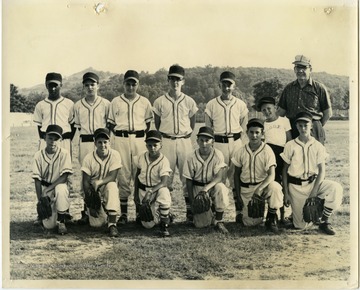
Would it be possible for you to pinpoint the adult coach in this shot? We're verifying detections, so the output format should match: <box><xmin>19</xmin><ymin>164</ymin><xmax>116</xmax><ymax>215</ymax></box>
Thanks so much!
<box><xmin>33</xmin><ymin>72</ymin><xmax>76</xmax><ymax>155</ymax></box>
<box><xmin>107</xmin><ymin>70</ymin><xmax>153</xmax><ymax>224</ymax></box>
<box><xmin>277</xmin><ymin>55</ymin><xmax>332</xmax><ymax>145</ymax></box>
<box><xmin>205</xmin><ymin>71</ymin><xmax>248</xmax><ymax>223</ymax></box>
<box><xmin>153</xmin><ymin>64</ymin><xmax>198</xmax><ymax>222</ymax></box>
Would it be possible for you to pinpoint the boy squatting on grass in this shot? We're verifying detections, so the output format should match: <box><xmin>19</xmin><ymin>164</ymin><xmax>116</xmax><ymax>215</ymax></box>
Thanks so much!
<box><xmin>134</xmin><ymin>130</ymin><xmax>172</xmax><ymax>237</ymax></box>
<box><xmin>281</xmin><ymin>111</ymin><xmax>343</xmax><ymax>235</ymax></box>
<box><xmin>257</xmin><ymin>96</ymin><xmax>292</xmax><ymax>224</ymax></box>
<box><xmin>182</xmin><ymin>126</ymin><xmax>230</xmax><ymax>234</ymax></box>
<box><xmin>232</xmin><ymin>118</ymin><xmax>284</xmax><ymax>233</ymax></box>
<box><xmin>81</xmin><ymin>128</ymin><xmax>122</xmax><ymax>237</ymax></box>
<box><xmin>32</xmin><ymin>125</ymin><xmax>73</xmax><ymax>235</ymax></box>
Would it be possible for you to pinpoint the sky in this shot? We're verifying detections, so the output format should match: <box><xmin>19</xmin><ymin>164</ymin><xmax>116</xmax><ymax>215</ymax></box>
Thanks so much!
<box><xmin>3</xmin><ymin>0</ymin><xmax>358</xmax><ymax>89</ymax></box>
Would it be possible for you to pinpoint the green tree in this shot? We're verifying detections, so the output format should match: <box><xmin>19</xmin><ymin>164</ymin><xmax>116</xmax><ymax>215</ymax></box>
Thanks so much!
<box><xmin>252</xmin><ymin>78</ymin><xmax>283</xmax><ymax>109</ymax></box>
<box><xmin>10</xmin><ymin>84</ymin><xmax>29</xmax><ymax>112</ymax></box>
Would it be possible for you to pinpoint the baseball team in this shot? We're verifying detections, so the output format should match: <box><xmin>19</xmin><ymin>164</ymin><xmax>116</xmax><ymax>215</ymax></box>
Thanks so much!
<box><xmin>32</xmin><ymin>55</ymin><xmax>343</xmax><ymax>237</ymax></box>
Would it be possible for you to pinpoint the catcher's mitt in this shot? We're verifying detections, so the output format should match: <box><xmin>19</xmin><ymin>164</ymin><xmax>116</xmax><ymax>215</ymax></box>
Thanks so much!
<box><xmin>84</xmin><ymin>185</ymin><xmax>102</xmax><ymax>215</ymax></box>
<box><xmin>303</xmin><ymin>197</ymin><xmax>323</xmax><ymax>223</ymax></box>
<box><xmin>247</xmin><ymin>194</ymin><xmax>265</xmax><ymax>218</ymax></box>
<box><xmin>139</xmin><ymin>201</ymin><xmax>154</xmax><ymax>222</ymax></box>
<box><xmin>37</xmin><ymin>196</ymin><xmax>52</xmax><ymax>220</ymax></box>
<box><xmin>192</xmin><ymin>191</ymin><xmax>211</xmax><ymax>215</ymax></box>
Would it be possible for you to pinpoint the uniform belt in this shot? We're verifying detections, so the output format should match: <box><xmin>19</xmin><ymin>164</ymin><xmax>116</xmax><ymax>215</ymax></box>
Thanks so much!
<box><xmin>115</xmin><ymin>130</ymin><xmax>145</xmax><ymax>138</ymax></box>
<box><xmin>138</xmin><ymin>181</ymin><xmax>150</xmax><ymax>191</ymax></box>
<box><xmin>192</xmin><ymin>180</ymin><xmax>209</xmax><ymax>187</ymax></box>
<box><xmin>41</xmin><ymin>180</ymin><xmax>52</xmax><ymax>187</ymax></box>
<box><xmin>240</xmin><ymin>181</ymin><xmax>261</xmax><ymax>188</ymax></box>
<box><xmin>161</xmin><ymin>132</ymin><xmax>192</xmax><ymax>140</ymax></box>
<box><xmin>80</xmin><ymin>134</ymin><xmax>94</xmax><ymax>142</ymax></box>
<box><xmin>288</xmin><ymin>175</ymin><xmax>317</xmax><ymax>185</ymax></box>
<box><xmin>214</xmin><ymin>133</ymin><xmax>241</xmax><ymax>143</ymax></box>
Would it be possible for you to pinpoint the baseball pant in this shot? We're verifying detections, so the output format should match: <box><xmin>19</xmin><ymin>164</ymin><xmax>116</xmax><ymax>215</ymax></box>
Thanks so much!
<box><xmin>288</xmin><ymin>179</ymin><xmax>343</xmax><ymax>229</ymax></box>
<box><xmin>113</xmin><ymin>135</ymin><xmax>147</xmax><ymax>199</ymax></box>
<box><xmin>214</xmin><ymin>138</ymin><xmax>243</xmax><ymax>188</ymax></box>
<box><xmin>88</xmin><ymin>181</ymin><xmax>120</xmax><ymax>228</ymax></box>
<box><xmin>161</xmin><ymin>138</ymin><xmax>192</xmax><ymax>196</ymax></box>
<box><xmin>78</xmin><ymin>141</ymin><xmax>95</xmax><ymax>165</ymax></box>
<box><xmin>42</xmin><ymin>183</ymin><xmax>70</xmax><ymax>229</ymax></box>
<box><xmin>139</xmin><ymin>187</ymin><xmax>171</xmax><ymax>229</ymax></box>
<box><xmin>240</xmin><ymin>181</ymin><xmax>283</xmax><ymax>226</ymax></box>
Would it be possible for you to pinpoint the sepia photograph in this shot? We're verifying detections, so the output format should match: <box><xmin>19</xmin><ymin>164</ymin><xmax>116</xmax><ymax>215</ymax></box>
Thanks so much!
<box><xmin>2</xmin><ymin>0</ymin><xmax>358</xmax><ymax>288</ymax></box>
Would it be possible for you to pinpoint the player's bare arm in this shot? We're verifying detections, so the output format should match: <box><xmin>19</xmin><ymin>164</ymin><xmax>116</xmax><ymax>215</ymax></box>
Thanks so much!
<box><xmin>70</xmin><ymin>123</ymin><xmax>77</xmax><ymax>140</ymax></box>
<box><xmin>190</xmin><ymin>114</ymin><xmax>196</xmax><ymax>131</ymax></box>
<box><xmin>145</xmin><ymin>122</ymin><xmax>151</xmax><ymax>133</ymax></box>
<box><xmin>204</xmin><ymin>113</ymin><xmax>213</xmax><ymax>128</ymax></box>
<box><xmin>321</xmin><ymin>108</ymin><xmax>332</xmax><ymax>127</ymax></box>
<box><xmin>309</xmin><ymin>162</ymin><xmax>325</xmax><ymax>198</ymax></box>
<box><xmin>154</xmin><ymin>114</ymin><xmax>161</xmax><ymax>130</ymax></box>
<box><xmin>186</xmin><ymin>178</ymin><xmax>195</xmax><ymax>205</ymax></box>
<box><xmin>233</xmin><ymin>166</ymin><xmax>244</xmax><ymax>210</ymax></box>
<box><xmin>282</xmin><ymin>163</ymin><xmax>291</xmax><ymax>207</ymax></box>
<box><xmin>239</xmin><ymin>115</ymin><xmax>248</xmax><ymax>136</ymax></box>
<box><xmin>254</xmin><ymin>165</ymin><xmax>276</xmax><ymax>197</ymax></box>
<box><xmin>106</xmin><ymin>122</ymin><xmax>115</xmax><ymax>134</ymax></box>
<box><xmin>37</xmin><ymin>126</ymin><xmax>44</xmax><ymax>139</ymax></box>
<box><xmin>285</xmin><ymin>130</ymin><xmax>292</xmax><ymax>142</ymax></box>
<box><xmin>134</xmin><ymin>168</ymin><xmax>141</xmax><ymax>206</ymax></box>
<box><xmin>277</xmin><ymin>107</ymin><xmax>286</xmax><ymax>117</ymax></box>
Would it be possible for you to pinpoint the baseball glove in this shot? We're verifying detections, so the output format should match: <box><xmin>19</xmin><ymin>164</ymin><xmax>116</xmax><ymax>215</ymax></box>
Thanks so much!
<box><xmin>247</xmin><ymin>194</ymin><xmax>265</xmax><ymax>218</ymax></box>
<box><xmin>192</xmin><ymin>191</ymin><xmax>211</xmax><ymax>215</ymax></box>
<box><xmin>303</xmin><ymin>197</ymin><xmax>323</xmax><ymax>223</ymax></box>
<box><xmin>37</xmin><ymin>196</ymin><xmax>52</xmax><ymax>220</ymax></box>
<box><xmin>139</xmin><ymin>201</ymin><xmax>154</xmax><ymax>222</ymax></box>
<box><xmin>84</xmin><ymin>185</ymin><xmax>102</xmax><ymax>215</ymax></box>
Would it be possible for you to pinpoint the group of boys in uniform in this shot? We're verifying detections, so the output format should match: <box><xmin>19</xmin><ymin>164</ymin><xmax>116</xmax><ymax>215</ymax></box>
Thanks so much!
<box><xmin>32</xmin><ymin>55</ymin><xmax>343</xmax><ymax>238</ymax></box>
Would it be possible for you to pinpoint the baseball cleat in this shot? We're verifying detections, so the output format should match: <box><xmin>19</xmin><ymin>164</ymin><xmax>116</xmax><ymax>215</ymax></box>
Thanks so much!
<box><xmin>160</xmin><ymin>223</ymin><xmax>170</xmax><ymax>237</ymax></box>
<box><xmin>33</xmin><ymin>217</ymin><xmax>42</xmax><ymax>226</ymax></box>
<box><xmin>215</xmin><ymin>222</ymin><xmax>229</xmax><ymax>234</ymax></box>
<box><xmin>109</xmin><ymin>225</ymin><xmax>119</xmax><ymax>237</ymax></box>
<box><xmin>77</xmin><ymin>210</ymin><xmax>89</xmax><ymax>225</ymax></box>
<box><xmin>319</xmin><ymin>222</ymin><xmax>336</xmax><ymax>235</ymax></box>
<box><xmin>58</xmin><ymin>223</ymin><xmax>68</xmax><ymax>235</ymax></box>
<box><xmin>117</xmin><ymin>214</ymin><xmax>128</xmax><ymax>225</ymax></box>
<box><xmin>235</xmin><ymin>213</ymin><xmax>244</xmax><ymax>225</ymax></box>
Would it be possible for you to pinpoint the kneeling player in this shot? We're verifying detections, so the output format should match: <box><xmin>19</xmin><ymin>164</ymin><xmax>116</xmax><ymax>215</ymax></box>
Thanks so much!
<box><xmin>281</xmin><ymin>112</ymin><xmax>343</xmax><ymax>235</ymax></box>
<box><xmin>183</xmin><ymin>126</ymin><xmax>229</xmax><ymax>234</ymax></box>
<box><xmin>134</xmin><ymin>130</ymin><xmax>172</xmax><ymax>237</ymax></box>
<box><xmin>32</xmin><ymin>125</ymin><xmax>73</xmax><ymax>235</ymax></box>
<box><xmin>81</xmin><ymin>128</ymin><xmax>122</xmax><ymax>237</ymax></box>
<box><xmin>232</xmin><ymin>118</ymin><xmax>283</xmax><ymax>233</ymax></box>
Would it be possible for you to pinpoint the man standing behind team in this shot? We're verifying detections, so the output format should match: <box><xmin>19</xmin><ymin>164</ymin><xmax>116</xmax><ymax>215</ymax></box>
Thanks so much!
<box><xmin>73</xmin><ymin>72</ymin><xmax>111</xmax><ymax>225</ymax></box>
<box><xmin>33</xmin><ymin>72</ymin><xmax>76</xmax><ymax>155</ymax></box>
<box><xmin>107</xmin><ymin>70</ymin><xmax>153</xmax><ymax>225</ymax></box>
<box><xmin>153</xmin><ymin>64</ymin><xmax>198</xmax><ymax>222</ymax></box>
<box><xmin>277</xmin><ymin>55</ymin><xmax>332</xmax><ymax>145</ymax></box>
<box><xmin>205</xmin><ymin>71</ymin><xmax>248</xmax><ymax>223</ymax></box>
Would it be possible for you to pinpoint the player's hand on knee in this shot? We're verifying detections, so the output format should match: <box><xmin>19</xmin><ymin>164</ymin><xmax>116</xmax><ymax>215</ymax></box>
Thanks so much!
<box><xmin>284</xmin><ymin>193</ymin><xmax>291</xmax><ymax>207</ymax></box>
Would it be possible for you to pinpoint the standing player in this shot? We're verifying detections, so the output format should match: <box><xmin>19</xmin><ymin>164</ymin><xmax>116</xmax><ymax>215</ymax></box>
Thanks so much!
<box><xmin>281</xmin><ymin>112</ymin><xmax>343</xmax><ymax>234</ymax></box>
<box><xmin>33</xmin><ymin>72</ymin><xmax>76</xmax><ymax>156</ymax></box>
<box><xmin>183</xmin><ymin>126</ymin><xmax>229</xmax><ymax>233</ymax></box>
<box><xmin>232</xmin><ymin>118</ymin><xmax>283</xmax><ymax>233</ymax></box>
<box><xmin>73</xmin><ymin>72</ymin><xmax>110</xmax><ymax>224</ymax></box>
<box><xmin>81</xmin><ymin>128</ymin><xmax>122</xmax><ymax>237</ymax></box>
<box><xmin>134</xmin><ymin>130</ymin><xmax>172</xmax><ymax>237</ymax></box>
<box><xmin>107</xmin><ymin>70</ymin><xmax>153</xmax><ymax>225</ymax></box>
<box><xmin>153</xmin><ymin>64</ymin><xmax>198</xmax><ymax>222</ymax></box>
<box><xmin>205</xmin><ymin>71</ymin><xmax>248</xmax><ymax>223</ymax></box>
<box><xmin>32</xmin><ymin>125</ymin><xmax>73</xmax><ymax>235</ymax></box>
<box><xmin>257</xmin><ymin>96</ymin><xmax>292</xmax><ymax>223</ymax></box>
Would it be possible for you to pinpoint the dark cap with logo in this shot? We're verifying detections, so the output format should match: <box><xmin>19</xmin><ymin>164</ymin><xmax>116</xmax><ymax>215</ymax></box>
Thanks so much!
<box><xmin>124</xmin><ymin>70</ymin><xmax>139</xmax><ymax>83</ymax></box>
<box><xmin>247</xmin><ymin>118</ymin><xmax>264</xmax><ymax>129</ymax></box>
<box><xmin>295</xmin><ymin>111</ymin><xmax>313</xmax><ymax>123</ymax></box>
<box><xmin>45</xmin><ymin>72</ymin><xmax>62</xmax><ymax>85</ymax></box>
<box><xmin>256</xmin><ymin>96</ymin><xmax>276</xmax><ymax>111</ymax></box>
<box><xmin>197</xmin><ymin>126</ymin><xmax>214</xmax><ymax>139</ymax></box>
<box><xmin>220</xmin><ymin>71</ymin><xmax>235</xmax><ymax>84</ymax></box>
<box><xmin>83</xmin><ymin>72</ymin><xmax>99</xmax><ymax>83</ymax></box>
<box><xmin>46</xmin><ymin>124</ymin><xmax>63</xmax><ymax>138</ymax></box>
<box><xmin>94</xmin><ymin>128</ymin><xmax>110</xmax><ymax>140</ymax></box>
<box><xmin>145</xmin><ymin>130</ymin><xmax>162</xmax><ymax>142</ymax></box>
<box><xmin>168</xmin><ymin>65</ymin><xmax>185</xmax><ymax>78</ymax></box>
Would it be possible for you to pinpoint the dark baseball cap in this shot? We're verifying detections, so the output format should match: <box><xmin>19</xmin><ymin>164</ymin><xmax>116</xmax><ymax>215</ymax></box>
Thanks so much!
<box><xmin>45</xmin><ymin>72</ymin><xmax>62</xmax><ymax>85</ymax></box>
<box><xmin>46</xmin><ymin>124</ymin><xmax>63</xmax><ymax>138</ymax></box>
<box><xmin>220</xmin><ymin>71</ymin><xmax>235</xmax><ymax>84</ymax></box>
<box><xmin>295</xmin><ymin>111</ymin><xmax>313</xmax><ymax>123</ymax></box>
<box><xmin>83</xmin><ymin>72</ymin><xmax>99</xmax><ymax>83</ymax></box>
<box><xmin>145</xmin><ymin>130</ymin><xmax>162</xmax><ymax>142</ymax></box>
<box><xmin>256</xmin><ymin>97</ymin><xmax>276</xmax><ymax>111</ymax></box>
<box><xmin>124</xmin><ymin>70</ymin><xmax>139</xmax><ymax>83</ymax></box>
<box><xmin>247</xmin><ymin>118</ymin><xmax>264</xmax><ymax>129</ymax></box>
<box><xmin>197</xmin><ymin>126</ymin><xmax>214</xmax><ymax>139</ymax></box>
<box><xmin>94</xmin><ymin>128</ymin><xmax>110</xmax><ymax>140</ymax></box>
<box><xmin>168</xmin><ymin>65</ymin><xmax>185</xmax><ymax>78</ymax></box>
<box><xmin>292</xmin><ymin>55</ymin><xmax>311</xmax><ymax>67</ymax></box>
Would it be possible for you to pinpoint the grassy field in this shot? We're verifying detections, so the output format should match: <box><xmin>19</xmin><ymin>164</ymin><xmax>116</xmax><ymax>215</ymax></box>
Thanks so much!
<box><xmin>5</xmin><ymin>121</ymin><xmax>355</xmax><ymax>286</ymax></box>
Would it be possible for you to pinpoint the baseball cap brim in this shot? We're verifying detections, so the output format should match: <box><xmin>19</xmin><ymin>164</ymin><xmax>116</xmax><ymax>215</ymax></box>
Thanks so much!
<box><xmin>83</xmin><ymin>77</ymin><xmax>98</xmax><ymax>83</ymax></box>
<box><xmin>220</xmin><ymin>78</ymin><xmax>235</xmax><ymax>84</ymax></box>
<box><xmin>124</xmin><ymin>77</ymin><xmax>139</xmax><ymax>83</ymax></box>
<box><xmin>197</xmin><ymin>133</ymin><xmax>214</xmax><ymax>138</ymax></box>
<box><xmin>46</xmin><ymin>80</ymin><xmax>61</xmax><ymax>85</ymax></box>
<box><xmin>296</xmin><ymin>117</ymin><xmax>312</xmax><ymax>122</ymax></box>
<box><xmin>168</xmin><ymin>73</ymin><xmax>184</xmax><ymax>78</ymax></box>
<box><xmin>292</xmin><ymin>61</ymin><xmax>311</xmax><ymax>66</ymax></box>
<box><xmin>146</xmin><ymin>137</ymin><xmax>161</xmax><ymax>142</ymax></box>
<box><xmin>46</xmin><ymin>131</ymin><xmax>62</xmax><ymax>138</ymax></box>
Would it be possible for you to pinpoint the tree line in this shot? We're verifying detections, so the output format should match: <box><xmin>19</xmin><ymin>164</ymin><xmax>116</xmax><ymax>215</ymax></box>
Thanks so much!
<box><xmin>11</xmin><ymin>66</ymin><xmax>349</xmax><ymax>119</ymax></box>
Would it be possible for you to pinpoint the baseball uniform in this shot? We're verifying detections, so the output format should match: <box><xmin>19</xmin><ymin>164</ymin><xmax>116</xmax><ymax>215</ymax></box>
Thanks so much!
<box><xmin>32</xmin><ymin>147</ymin><xmax>73</xmax><ymax>229</ymax></box>
<box><xmin>33</xmin><ymin>96</ymin><xmax>75</xmax><ymax>155</ymax></box>
<box><xmin>232</xmin><ymin>142</ymin><xmax>283</xmax><ymax>226</ymax></box>
<box><xmin>280</xmin><ymin>137</ymin><xmax>343</xmax><ymax>229</ymax></box>
<box><xmin>136</xmin><ymin>151</ymin><xmax>172</xmax><ymax>228</ymax></box>
<box><xmin>81</xmin><ymin>148</ymin><xmax>122</xmax><ymax>227</ymax></box>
